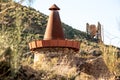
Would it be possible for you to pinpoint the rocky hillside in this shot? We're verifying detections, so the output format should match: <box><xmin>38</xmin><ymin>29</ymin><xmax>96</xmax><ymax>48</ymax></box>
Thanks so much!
<box><xmin>0</xmin><ymin>1</ymin><xmax>120</xmax><ymax>80</ymax></box>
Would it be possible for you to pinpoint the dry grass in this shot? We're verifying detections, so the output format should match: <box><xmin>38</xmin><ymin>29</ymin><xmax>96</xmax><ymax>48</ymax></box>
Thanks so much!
<box><xmin>100</xmin><ymin>44</ymin><xmax>120</xmax><ymax>76</ymax></box>
<box><xmin>0</xmin><ymin>32</ymin><xmax>120</xmax><ymax>80</ymax></box>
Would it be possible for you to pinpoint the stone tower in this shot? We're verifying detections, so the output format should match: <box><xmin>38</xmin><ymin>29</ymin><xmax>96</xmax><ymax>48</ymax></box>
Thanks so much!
<box><xmin>86</xmin><ymin>22</ymin><xmax>102</xmax><ymax>42</ymax></box>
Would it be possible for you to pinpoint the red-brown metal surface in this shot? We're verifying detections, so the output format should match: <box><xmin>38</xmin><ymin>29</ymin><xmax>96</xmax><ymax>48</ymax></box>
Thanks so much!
<box><xmin>49</xmin><ymin>4</ymin><xmax>60</xmax><ymax>10</ymax></box>
<box><xmin>44</xmin><ymin>4</ymin><xmax>65</xmax><ymax>40</ymax></box>
<box><xmin>29</xmin><ymin>4</ymin><xmax>80</xmax><ymax>52</ymax></box>
<box><xmin>31</xmin><ymin>41</ymin><xmax>36</xmax><ymax>49</ymax></box>
<box><xmin>66</xmin><ymin>41</ymin><xmax>73</xmax><ymax>48</ymax></box>
<box><xmin>57</xmin><ymin>40</ymin><xmax>66</xmax><ymax>46</ymax></box>
<box><xmin>36</xmin><ymin>40</ymin><xmax>42</xmax><ymax>47</ymax></box>
<box><xmin>28</xmin><ymin>43</ymin><xmax>32</xmax><ymax>49</ymax></box>
<box><xmin>29</xmin><ymin>40</ymin><xmax>80</xmax><ymax>51</ymax></box>
<box><xmin>49</xmin><ymin>40</ymin><xmax>58</xmax><ymax>46</ymax></box>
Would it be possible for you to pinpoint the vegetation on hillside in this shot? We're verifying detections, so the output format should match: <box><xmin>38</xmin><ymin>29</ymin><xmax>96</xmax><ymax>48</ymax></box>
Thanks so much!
<box><xmin>0</xmin><ymin>1</ymin><xmax>120</xmax><ymax>80</ymax></box>
<box><xmin>0</xmin><ymin>1</ymin><xmax>86</xmax><ymax>39</ymax></box>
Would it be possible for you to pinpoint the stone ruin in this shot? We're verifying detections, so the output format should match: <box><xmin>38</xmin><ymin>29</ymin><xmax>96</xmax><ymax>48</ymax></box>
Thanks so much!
<box><xmin>86</xmin><ymin>22</ymin><xmax>102</xmax><ymax>43</ymax></box>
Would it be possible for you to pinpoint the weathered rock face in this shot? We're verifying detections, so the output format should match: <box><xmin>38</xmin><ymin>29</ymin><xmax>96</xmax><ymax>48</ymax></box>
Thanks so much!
<box><xmin>33</xmin><ymin>48</ymin><xmax>113</xmax><ymax>79</ymax></box>
<box><xmin>33</xmin><ymin>48</ymin><xmax>78</xmax><ymax>77</ymax></box>
<box><xmin>33</xmin><ymin>48</ymin><xmax>76</xmax><ymax>65</ymax></box>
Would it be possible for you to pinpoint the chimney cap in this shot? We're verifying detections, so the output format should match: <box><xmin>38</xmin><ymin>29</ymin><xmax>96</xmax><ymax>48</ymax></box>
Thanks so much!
<box><xmin>49</xmin><ymin>4</ymin><xmax>60</xmax><ymax>10</ymax></box>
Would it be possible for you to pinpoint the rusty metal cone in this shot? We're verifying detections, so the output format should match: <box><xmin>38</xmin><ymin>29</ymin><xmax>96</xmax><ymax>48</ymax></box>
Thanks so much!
<box><xmin>44</xmin><ymin>4</ymin><xmax>65</xmax><ymax>40</ymax></box>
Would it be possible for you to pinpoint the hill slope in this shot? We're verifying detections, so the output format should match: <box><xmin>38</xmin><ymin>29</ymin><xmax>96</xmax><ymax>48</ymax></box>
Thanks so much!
<box><xmin>0</xmin><ymin>2</ymin><xmax>120</xmax><ymax>80</ymax></box>
<box><xmin>0</xmin><ymin>2</ymin><xmax>86</xmax><ymax>40</ymax></box>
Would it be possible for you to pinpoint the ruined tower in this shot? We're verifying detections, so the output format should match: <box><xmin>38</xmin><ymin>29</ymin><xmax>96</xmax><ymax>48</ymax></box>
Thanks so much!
<box><xmin>97</xmin><ymin>22</ymin><xmax>102</xmax><ymax>42</ymax></box>
<box><xmin>86</xmin><ymin>22</ymin><xmax>102</xmax><ymax>42</ymax></box>
<box><xmin>86</xmin><ymin>23</ymin><xmax>97</xmax><ymax>38</ymax></box>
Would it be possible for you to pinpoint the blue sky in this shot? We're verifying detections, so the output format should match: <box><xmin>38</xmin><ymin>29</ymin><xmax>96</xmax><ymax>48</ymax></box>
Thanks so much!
<box><xmin>23</xmin><ymin>0</ymin><xmax>120</xmax><ymax>47</ymax></box>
